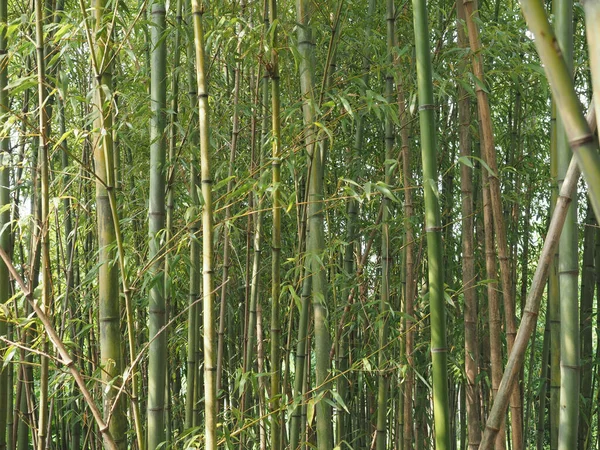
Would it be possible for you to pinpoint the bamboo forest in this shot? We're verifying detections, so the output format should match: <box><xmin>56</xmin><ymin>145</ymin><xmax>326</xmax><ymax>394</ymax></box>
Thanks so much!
<box><xmin>5</xmin><ymin>0</ymin><xmax>600</xmax><ymax>448</ymax></box>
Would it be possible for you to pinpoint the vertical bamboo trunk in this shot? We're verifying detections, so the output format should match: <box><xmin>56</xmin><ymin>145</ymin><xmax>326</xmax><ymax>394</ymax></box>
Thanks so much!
<box><xmin>91</xmin><ymin>0</ymin><xmax>128</xmax><ymax>447</ymax></box>
<box><xmin>148</xmin><ymin>2</ymin><xmax>167</xmax><ymax>448</ymax></box>
<box><xmin>462</xmin><ymin>1</ymin><xmax>522</xmax><ymax>445</ymax></box>
<box><xmin>185</xmin><ymin>1</ymin><xmax>201</xmax><ymax>427</ymax></box>
<box><xmin>268</xmin><ymin>0</ymin><xmax>283</xmax><ymax>446</ymax></box>
<box><xmin>579</xmin><ymin>205</ymin><xmax>594</xmax><ymax>449</ymax></box>
<box><xmin>0</xmin><ymin>0</ymin><xmax>8</xmax><ymax>447</ymax></box>
<box><xmin>549</xmin><ymin>102</ymin><xmax>560</xmax><ymax>450</ymax></box>
<box><xmin>295</xmin><ymin>0</ymin><xmax>333</xmax><ymax>448</ymax></box>
<box><xmin>457</xmin><ymin>1</ymin><xmax>481</xmax><ymax>447</ymax></box>
<box><xmin>190</xmin><ymin>2</ymin><xmax>217</xmax><ymax>447</ymax></box>
<box><xmin>164</xmin><ymin>0</ymin><xmax>183</xmax><ymax>437</ymax></box>
<box><xmin>536</xmin><ymin>310</ymin><xmax>550</xmax><ymax>450</ymax></box>
<box><xmin>412</xmin><ymin>0</ymin><xmax>451</xmax><ymax>448</ymax></box>
<box><xmin>34</xmin><ymin>2</ymin><xmax>51</xmax><ymax>448</ymax></box>
<box><xmin>482</xmin><ymin>168</ymin><xmax>505</xmax><ymax>450</ymax></box>
<box><xmin>553</xmin><ymin>0</ymin><xmax>579</xmax><ymax>447</ymax></box>
<box><xmin>376</xmin><ymin>1</ymin><xmax>395</xmax><ymax>448</ymax></box>
<box><xmin>337</xmin><ymin>1</ymin><xmax>374</xmax><ymax>444</ymax></box>
<box><xmin>216</xmin><ymin>0</ymin><xmax>244</xmax><ymax>402</ymax></box>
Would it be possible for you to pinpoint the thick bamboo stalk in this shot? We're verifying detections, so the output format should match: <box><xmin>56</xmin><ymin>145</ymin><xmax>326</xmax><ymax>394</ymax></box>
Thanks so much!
<box><xmin>295</xmin><ymin>0</ymin><xmax>333</xmax><ymax>447</ymax></box>
<box><xmin>553</xmin><ymin>1</ymin><xmax>580</xmax><ymax>447</ymax></box>
<box><xmin>190</xmin><ymin>2</ymin><xmax>217</xmax><ymax>447</ymax></box>
<box><xmin>148</xmin><ymin>3</ymin><xmax>168</xmax><ymax>449</ymax></box>
<box><xmin>478</xmin><ymin>107</ymin><xmax>596</xmax><ymax>450</ymax></box>
<box><xmin>412</xmin><ymin>0</ymin><xmax>451</xmax><ymax>448</ymax></box>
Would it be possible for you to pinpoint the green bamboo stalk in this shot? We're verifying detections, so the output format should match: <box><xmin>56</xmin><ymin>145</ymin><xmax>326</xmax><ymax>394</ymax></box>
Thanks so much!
<box><xmin>148</xmin><ymin>2</ymin><xmax>167</xmax><ymax>448</ymax></box>
<box><xmin>164</xmin><ymin>0</ymin><xmax>183</xmax><ymax>438</ymax></box>
<box><xmin>0</xmin><ymin>0</ymin><xmax>9</xmax><ymax>446</ymax></box>
<box><xmin>549</xmin><ymin>100</ymin><xmax>560</xmax><ymax>450</ymax></box>
<box><xmin>216</xmin><ymin>0</ymin><xmax>243</xmax><ymax>404</ymax></box>
<box><xmin>295</xmin><ymin>0</ymin><xmax>333</xmax><ymax>447</ymax></box>
<box><xmin>554</xmin><ymin>0</ymin><xmax>580</xmax><ymax>446</ymax></box>
<box><xmin>337</xmin><ymin>1</ymin><xmax>374</xmax><ymax>444</ymax></box>
<box><xmin>190</xmin><ymin>2</ymin><xmax>217</xmax><ymax>447</ymax></box>
<box><xmin>34</xmin><ymin>2</ymin><xmax>51</xmax><ymax>448</ymax></box>
<box><xmin>268</xmin><ymin>0</ymin><xmax>283</xmax><ymax>446</ymax></box>
<box><xmin>412</xmin><ymin>0</ymin><xmax>451</xmax><ymax>448</ymax></box>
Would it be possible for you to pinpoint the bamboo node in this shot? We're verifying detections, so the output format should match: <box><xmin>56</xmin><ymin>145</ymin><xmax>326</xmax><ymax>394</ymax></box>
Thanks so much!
<box><xmin>418</xmin><ymin>103</ymin><xmax>435</xmax><ymax>111</ymax></box>
<box><xmin>431</xmin><ymin>347</ymin><xmax>447</xmax><ymax>353</ymax></box>
<box><xmin>569</xmin><ymin>134</ymin><xmax>594</xmax><ymax>149</ymax></box>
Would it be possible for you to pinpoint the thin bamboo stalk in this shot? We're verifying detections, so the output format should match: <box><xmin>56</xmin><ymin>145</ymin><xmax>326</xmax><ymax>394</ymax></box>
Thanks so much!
<box><xmin>0</xmin><ymin>0</ymin><xmax>9</xmax><ymax>446</ymax></box>
<box><xmin>268</xmin><ymin>0</ymin><xmax>283</xmax><ymax>446</ymax></box>
<box><xmin>34</xmin><ymin>2</ymin><xmax>52</xmax><ymax>448</ymax></box>
<box><xmin>190</xmin><ymin>2</ymin><xmax>217</xmax><ymax>447</ymax></box>
<box><xmin>457</xmin><ymin>1</ymin><xmax>481</xmax><ymax>447</ymax></box>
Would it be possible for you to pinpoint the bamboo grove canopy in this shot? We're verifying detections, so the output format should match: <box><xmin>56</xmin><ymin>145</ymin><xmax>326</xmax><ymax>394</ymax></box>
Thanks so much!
<box><xmin>2</xmin><ymin>0</ymin><xmax>600</xmax><ymax>449</ymax></box>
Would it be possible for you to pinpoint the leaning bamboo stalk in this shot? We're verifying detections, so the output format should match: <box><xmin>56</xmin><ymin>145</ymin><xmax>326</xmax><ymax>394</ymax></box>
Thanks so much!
<box><xmin>478</xmin><ymin>106</ymin><xmax>597</xmax><ymax>450</ymax></box>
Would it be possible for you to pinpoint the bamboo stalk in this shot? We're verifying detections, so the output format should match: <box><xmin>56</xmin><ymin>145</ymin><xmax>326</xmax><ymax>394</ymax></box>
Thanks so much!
<box><xmin>0</xmin><ymin>0</ymin><xmax>9</xmax><ymax>446</ymax></box>
<box><xmin>190</xmin><ymin>2</ymin><xmax>217</xmax><ymax>447</ymax></box>
<box><xmin>412</xmin><ymin>0</ymin><xmax>451</xmax><ymax>447</ymax></box>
